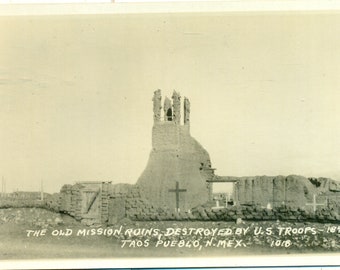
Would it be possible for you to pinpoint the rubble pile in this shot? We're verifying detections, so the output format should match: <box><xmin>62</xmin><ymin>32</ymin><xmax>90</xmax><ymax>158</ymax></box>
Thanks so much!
<box><xmin>189</xmin><ymin>205</ymin><xmax>339</xmax><ymax>222</ymax></box>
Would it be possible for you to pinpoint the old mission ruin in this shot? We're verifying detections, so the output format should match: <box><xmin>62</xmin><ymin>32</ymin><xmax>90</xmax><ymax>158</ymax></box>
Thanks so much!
<box><xmin>2</xmin><ymin>90</ymin><xmax>340</xmax><ymax>225</ymax></box>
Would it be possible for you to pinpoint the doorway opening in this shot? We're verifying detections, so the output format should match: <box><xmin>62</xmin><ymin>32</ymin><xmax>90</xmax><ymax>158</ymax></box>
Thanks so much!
<box><xmin>212</xmin><ymin>182</ymin><xmax>234</xmax><ymax>207</ymax></box>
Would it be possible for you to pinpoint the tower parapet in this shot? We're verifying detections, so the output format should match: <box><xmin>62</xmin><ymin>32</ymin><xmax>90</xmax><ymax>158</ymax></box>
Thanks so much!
<box><xmin>172</xmin><ymin>91</ymin><xmax>181</xmax><ymax>125</ymax></box>
<box><xmin>152</xmin><ymin>89</ymin><xmax>190</xmax><ymax>126</ymax></box>
<box><xmin>184</xmin><ymin>97</ymin><xmax>190</xmax><ymax>125</ymax></box>
<box><xmin>152</xmin><ymin>89</ymin><xmax>162</xmax><ymax>123</ymax></box>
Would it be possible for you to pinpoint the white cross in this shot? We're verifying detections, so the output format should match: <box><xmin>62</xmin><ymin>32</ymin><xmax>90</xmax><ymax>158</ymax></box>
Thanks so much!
<box><xmin>305</xmin><ymin>194</ymin><xmax>327</xmax><ymax>213</ymax></box>
<box><xmin>212</xmin><ymin>200</ymin><xmax>225</xmax><ymax>210</ymax></box>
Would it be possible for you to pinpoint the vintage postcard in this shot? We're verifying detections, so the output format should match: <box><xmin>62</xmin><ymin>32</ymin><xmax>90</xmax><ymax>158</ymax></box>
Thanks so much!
<box><xmin>0</xmin><ymin>2</ymin><xmax>339</xmax><ymax>269</ymax></box>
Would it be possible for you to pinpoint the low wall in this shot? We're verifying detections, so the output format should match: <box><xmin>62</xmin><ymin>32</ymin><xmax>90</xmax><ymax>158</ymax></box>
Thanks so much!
<box><xmin>114</xmin><ymin>186</ymin><xmax>171</xmax><ymax>221</ymax></box>
<box><xmin>0</xmin><ymin>193</ymin><xmax>60</xmax><ymax>212</ymax></box>
<box><xmin>6</xmin><ymin>183</ymin><xmax>336</xmax><ymax>225</ymax></box>
<box><xmin>120</xmin><ymin>186</ymin><xmax>339</xmax><ymax>222</ymax></box>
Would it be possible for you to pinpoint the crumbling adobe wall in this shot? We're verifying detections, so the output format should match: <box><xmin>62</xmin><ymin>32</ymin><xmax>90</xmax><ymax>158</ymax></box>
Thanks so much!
<box><xmin>235</xmin><ymin>175</ymin><xmax>340</xmax><ymax>209</ymax></box>
<box><xmin>112</xmin><ymin>184</ymin><xmax>339</xmax><ymax>222</ymax></box>
<box><xmin>329</xmin><ymin>179</ymin><xmax>340</xmax><ymax>191</ymax></box>
<box><xmin>59</xmin><ymin>183</ymin><xmax>83</xmax><ymax>220</ymax></box>
<box><xmin>107</xmin><ymin>184</ymin><xmax>172</xmax><ymax>222</ymax></box>
<box><xmin>136</xmin><ymin>90</ymin><xmax>212</xmax><ymax>211</ymax></box>
<box><xmin>55</xmin><ymin>179</ymin><xmax>339</xmax><ymax>224</ymax></box>
<box><xmin>125</xmin><ymin>186</ymin><xmax>169</xmax><ymax>221</ymax></box>
<box><xmin>115</xmin><ymin>183</ymin><xmax>339</xmax><ymax>222</ymax></box>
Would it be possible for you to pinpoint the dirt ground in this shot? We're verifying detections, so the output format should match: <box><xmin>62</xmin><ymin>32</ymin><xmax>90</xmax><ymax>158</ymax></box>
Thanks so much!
<box><xmin>0</xmin><ymin>208</ymin><xmax>339</xmax><ymax>260</ymax></box>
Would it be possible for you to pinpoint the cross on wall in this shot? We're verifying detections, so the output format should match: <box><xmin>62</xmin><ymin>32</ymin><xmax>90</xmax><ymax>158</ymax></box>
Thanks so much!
<box><xmin>168</xmin><ymin>181</ymin><xmax>187</xmax><ymax>213</ymax></box>
<box><xmin>305</xmin><ymin>194</ymin><xmax>327</xmax><ymax>213</ymax></box>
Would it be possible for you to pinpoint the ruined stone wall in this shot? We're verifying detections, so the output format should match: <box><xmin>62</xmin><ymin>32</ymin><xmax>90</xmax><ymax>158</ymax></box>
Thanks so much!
<box><xmin>59</xmin><ymin>184</ymin><xmax>83</xmax><ymax>220</ymax></box>
<box><xmin>111</xmin><ymin>182</ymin><xmax>339</xmax><ymax>222</ymax></box>
<box><xmin>107</xmin><ymin>184</ymin><xmax>173</xmax><ymax>222</ymax></box>
<box><xmin>124</xmin><ymin>186</ymin><xmax>169</xmax><ymax>221</ymax></box>
<box><xmin>59</xmin><ymin>185</ymin><xmax>72</xmax><ymax>213</ymax></box>
<box><xmin>235</xmin><ymin>175</ymin><xmax>339</xmax><ymax>209</ymax></box>
<box><xmin>114</xmin><ymin>186</ymin><xmax>339</xmax><ymax>222</ymax></box>
<box><xmin>55</xmin><ymin>178</ymin><xmax>339</xmax><ymax>224</ymax></box>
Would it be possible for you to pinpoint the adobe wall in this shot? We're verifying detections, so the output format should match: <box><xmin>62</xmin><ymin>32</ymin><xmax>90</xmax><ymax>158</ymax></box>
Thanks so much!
<box><xmin>119</xmin><ymin>184</ymin><xmax>340</xmax><ymax>222</ymax></box>
<box><xmin>110</xmin><ymin>183</ymin><xmax>339</xmax><ymax>222</ymax></box>
<box><xmin>235</xmin><ymin>175</ymin><xmax>340</xmax><ymax>209</ymax></box>
<box><xmin>59</xmin><ymin>184</ymin><xmax>83</xmax><ymax>220</ymax></box>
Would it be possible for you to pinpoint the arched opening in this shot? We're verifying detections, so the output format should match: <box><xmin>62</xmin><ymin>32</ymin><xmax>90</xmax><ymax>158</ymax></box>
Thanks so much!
<box><xmin>166</xmin><ymin>108</ymin><xmax>173</xmax><ymax>121</ymax></box>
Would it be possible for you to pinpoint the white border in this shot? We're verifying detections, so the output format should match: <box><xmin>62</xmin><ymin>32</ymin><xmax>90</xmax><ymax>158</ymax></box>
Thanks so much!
<box><xmin>1</xmin><ymin>254</ymin><xmax>340</xmax><ymax>269</ymax></box>
<box><xmin>0</xmin><ymin>1</ymin><xmax>340</xmax><ymax>16</ymax></box>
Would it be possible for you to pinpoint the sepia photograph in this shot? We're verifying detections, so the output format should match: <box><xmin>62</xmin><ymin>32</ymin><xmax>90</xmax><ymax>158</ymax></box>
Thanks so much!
<box><xmin>0</xmin><ymin>2</ymin><xmax>339</xmax><ymax>268</ymax></box>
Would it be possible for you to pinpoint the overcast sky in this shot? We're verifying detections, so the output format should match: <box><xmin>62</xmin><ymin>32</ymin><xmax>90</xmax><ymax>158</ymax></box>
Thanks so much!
<box><xmin>1</xmin><ymin>12</ymin><xmax>340</xmax><ymax>193</ymax></box>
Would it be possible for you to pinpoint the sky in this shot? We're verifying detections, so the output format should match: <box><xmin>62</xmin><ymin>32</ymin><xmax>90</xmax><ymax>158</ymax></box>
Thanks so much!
<box><xmin>1</xmin><ymin>12</ymin><xmax>340</xmax><ymax>193</ymax></box>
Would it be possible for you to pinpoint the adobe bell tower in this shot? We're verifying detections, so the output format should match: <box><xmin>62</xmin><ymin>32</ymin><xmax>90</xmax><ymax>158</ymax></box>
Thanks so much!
<box><xmin>136</xmin><ymin>90</ymin><xmax>213</xmax><ymax>212</ymax></box>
